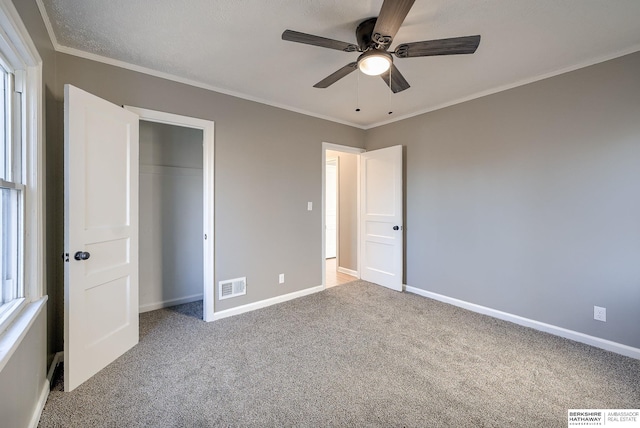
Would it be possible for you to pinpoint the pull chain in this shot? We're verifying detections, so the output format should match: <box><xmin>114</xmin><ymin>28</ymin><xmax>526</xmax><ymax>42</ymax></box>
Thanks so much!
<box><xmin>355</xmin><ymin>68</ymin><xmax>361</xmax><ymax>112</ymax></box>
<box><xmin>388</xmin><ymin>66</ymin><xmax>393</xmax><ymax>115</ymax></box>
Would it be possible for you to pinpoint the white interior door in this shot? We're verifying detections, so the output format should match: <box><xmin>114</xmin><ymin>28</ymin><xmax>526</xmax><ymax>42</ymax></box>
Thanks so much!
<box><xmin>360</xmin><ymin>145</ymin><xmax>403</xmax><ymax>291</ymax></box>
<box><xmin>64</xmin><ymin>84</ymin><xmax>139</xmax><ymax>391</ymax></box>
<box><xmin>325</xmin><ymin>159</ymin><xmax>337</xmax><ymax>259</ymax></box>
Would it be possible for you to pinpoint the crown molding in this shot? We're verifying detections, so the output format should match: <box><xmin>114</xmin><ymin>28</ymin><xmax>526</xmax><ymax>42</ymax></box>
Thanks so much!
<box><xmin>364</xmin><ymin>44</ymin><xmax>640</xmax><ymax>130</ymax></box>
<box><xmin>35</xmin><ymin>0</ymin><xmax>640</xmax><ymax>131</ymax></box>
<box><xmin>34</xmin><ymin>0</ymin><xmax>366</xmax><ymax>129</ymax></box>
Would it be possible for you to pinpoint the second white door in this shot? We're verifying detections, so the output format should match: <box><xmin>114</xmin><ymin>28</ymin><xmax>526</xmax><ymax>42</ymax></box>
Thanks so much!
<box><xmin>360</xmin><ymin>145</ymin><xmax>403</xmax><ymax>291</ymax></box>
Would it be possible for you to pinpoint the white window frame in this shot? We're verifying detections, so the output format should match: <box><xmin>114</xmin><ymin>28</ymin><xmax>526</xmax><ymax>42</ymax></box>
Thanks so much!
<box><xmin>0</xmin><ymin>0</ymin><xmax>45</xmax><ymax>369</ymax></box>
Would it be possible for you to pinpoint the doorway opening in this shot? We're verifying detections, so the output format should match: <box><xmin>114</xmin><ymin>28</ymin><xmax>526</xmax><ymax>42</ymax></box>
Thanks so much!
<box><xmin>138</xmin><ymin>121</ymin><xmax>203</xmax><ymax>317</ymax></box>
<box><xmin>322</xmin><ymin>143</ymin><xmax>364</xmax><ymax>288</ymax></box>
<box><xmin>125</xmin><ymin>106</ymin><xmax>215</xmax><ymax>321</ymax></box>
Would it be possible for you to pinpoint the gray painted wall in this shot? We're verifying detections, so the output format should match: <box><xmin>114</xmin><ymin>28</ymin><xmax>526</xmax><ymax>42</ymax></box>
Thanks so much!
<box><xmin>15</xmin><ymin>0</ymin><xmax>364</xmax><ymax>357</ymax></box>
<box><xmin>139</xmin><ymin>121</ymin><xmax>204</xmax><ymax>311</ymax></box>
<box><xmin>366</xmin><ymin>52</ymin><xmax>640</xmax><ymax>349</ymax></box>
<box><xmin>0</xmin><ymin>307</ymin><xmax>47</xmax><ymax>428</ymax></box>
<box><xmin>140</xmin><ymin>121</ymin><xmax>204</xmax><ymax>169</ymax></box>
<box><xmin>51</xmin><ymin>54</ymin><xmax>364</xmax><ymax>317</ymax></box>
<box><xmin>50</xmin><ymin>55</ymin><xmax>363</xmax><ymax>315</ymax></box>
<box><xmin>8</xmin><ymin>11</ymin><xmax>640</xmax><ymax>428</ymax></box>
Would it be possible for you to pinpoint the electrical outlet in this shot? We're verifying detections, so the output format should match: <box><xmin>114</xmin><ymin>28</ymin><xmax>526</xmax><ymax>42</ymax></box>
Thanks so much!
<box><xmin>594</xmin><ymin>306</ymin><xmax>606</xmax><ymax>322</ymax></box>
<box><xmin>279</xmin><ymin>273</ymin><xmax>285</xmax><ymax>284</ymax></box>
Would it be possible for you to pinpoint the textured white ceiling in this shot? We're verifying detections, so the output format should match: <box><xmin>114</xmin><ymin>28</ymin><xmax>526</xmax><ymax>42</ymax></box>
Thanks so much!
<box><xmin>38</xmin><ymin>0</ymin><xmax>640</xmax><ymax>129</ymax></box>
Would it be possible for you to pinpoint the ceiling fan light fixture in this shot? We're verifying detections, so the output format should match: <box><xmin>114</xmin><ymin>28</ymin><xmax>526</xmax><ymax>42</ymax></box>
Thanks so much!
<box><xmin>357</xmin><ymin>50</ymin><xmax>392</xmax><ymax>76</ymax></box>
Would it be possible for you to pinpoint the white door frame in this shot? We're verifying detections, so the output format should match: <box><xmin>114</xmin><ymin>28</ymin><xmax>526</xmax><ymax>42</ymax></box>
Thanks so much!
<box><xmin>325</xmin><ymin>156</ymin><xmax>338</xmax><ymax>260</ymax></box>
<box><xmin>125</xmin><ymin>106</ymin><xmax>215</xmax><ymax>322</ymax></box>
<box><xmin>321</xmin><ymin>142</ymin><xmax>365</xmax><ymax>288</ymax></box>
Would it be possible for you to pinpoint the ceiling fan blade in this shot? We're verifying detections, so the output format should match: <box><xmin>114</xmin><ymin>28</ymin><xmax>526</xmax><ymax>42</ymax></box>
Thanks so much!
<box><xmin>394</xmin><ymin>35</ymin><xmax>481</xmax><ymax>58</ymax></box>
<box><xmin>282</xmin><ymin>30</ymin><xmax>358</xmax><ymax>52</ymax></box>
<box><xmin>314</xmin><ymin>62</ymin><xmax>358</xmax><ymax>88</ymax></box>
<box><xmin>380</xmin><ymin>64</ymin><xmax>410</xmax><ymax>93</ymax></box>
<box><xmin>372</xmin><ymin>0</ymin><xmax>416</xmax><ymax>47</ymax></box>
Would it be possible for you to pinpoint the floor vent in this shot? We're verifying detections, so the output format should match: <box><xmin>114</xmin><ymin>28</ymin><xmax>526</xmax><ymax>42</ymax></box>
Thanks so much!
<box><xmin>218</xmin><ymin>277</ymin><xmax>247</xmax><ymax>300</ymax></box>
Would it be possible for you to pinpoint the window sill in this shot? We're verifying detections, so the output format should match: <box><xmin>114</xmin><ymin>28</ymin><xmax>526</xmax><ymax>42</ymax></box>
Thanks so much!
<box><xmin>0</xmin><ymin>296</ymin><xmax>47</xmax><ymax>372</ymax></box>
<box><xmin>0</xmin><ymin>298</ymin><xmax>27</xmax><ymax>332</ymax></box>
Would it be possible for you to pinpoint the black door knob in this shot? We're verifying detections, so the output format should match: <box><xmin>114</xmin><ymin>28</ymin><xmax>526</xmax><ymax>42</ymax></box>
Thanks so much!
<box><xmin>393</xmin><ymin>225</ymin><xmax>400</xmax><ymax>231</ymax></box>
<box><xmin>74</xmin><ymin>251</ymin><xmax>91</xmax><ymax>261</ymax></box>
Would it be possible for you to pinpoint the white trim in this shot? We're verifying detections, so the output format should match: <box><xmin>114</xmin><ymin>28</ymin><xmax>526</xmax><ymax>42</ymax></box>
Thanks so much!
<box><xmin>337</xmin><ymin>266</ymin><xmax>358</xmax><ymax>278</ymax></box>
<box><xmin>0</xmin><ymin>0</ymin><xmax>45</xmax><ymax>330</ymax></box>
<box><xmin>321</xmin><ymin>147</ymin><xmax>328</xmax><ymax>289</ymax></box>
<box><xmin>212</xmin><ymin>285</ymin><xmax>324</xmax><ymax>321</ymax></box>
<box><xmin>28</xmin><ymin>377</ymin><xmax>49</xmax><ymax>428</ymax></box>
<box><xmin>326</xmin><ymin>157</ymin><xmax>338</xmax><ymax>261</ymax></box>
<box><xmin>24</xmin><ymin>61</ymin><xmax>45</xmax><ymax>299</ymax></box>
<box><xmin>32</xmin><ymin>0</ymin><xmax>362</xmax><ymax>132</ymax></box>
<box><xmin>59</xmin><ymin>47</ymin><xmax>360</xmax><ymax>128</ymax></box>
<box><xmin>0</xmin><ymin>2</ymin><xmax>46</xmax><ymax>425</ymax></box>
<box><xmin>139</xmin><ymin>294</ymin><xmax>204</xmax><ymax>313</ymax></box>
<box><xmin>365</xmin><ymin>44</ymin><xmax>640</xmax><ymax>130</ymax></box>
<box><xmin>31</xmin><ymin>351</ymin><xmax>63</xmax><ymax>428</ymax></box>
<box><xmin>0</xmin><ymin>298</ymin><xmax>26</xmax><ymax>332</ymax></box>
<box><xmin>0</xmin><ymin>0</ymin><xmax>42</xmax><ymax>66</ymax></box>
<box><xmin>124</xmin><ymin>106</ymin><xmax>213</xmax><ymax>129</ymax></box>
<box><xmin>323</xmin><ymin>143</ymin><xmax>365</xmax><ymax>155</ymax></box>
<box><xmin>355</xmin><ymin>152</ymin><xmax>361</xmax><ymax>278</ymax></box>
<box><xmin>0</xmin><ymin>296</ymin><xmax>47</xmax><ymax>372</ymax></box>
<box><xmin>34</xmin><ymin>0</ymin><xmax>640</xmax><ymax>131</ymax></box>
<box><xmin>34</xmin><ymin>0</ymin><xmax>58</xmax><ymax>48</ymax></box>
<box><xmin>405</xmin><ymin>286</ymin><xmax>640</xmax><ymax>360</ymax></box>
<box><xmin>124</xmin><ymin>106</ymin><xmax>215</xmax><ymax>323</ymax></box>
<box><xmin>46</xmin><ymin>351</ymin><xmax>64</xmax><ymax>384</ymax></box>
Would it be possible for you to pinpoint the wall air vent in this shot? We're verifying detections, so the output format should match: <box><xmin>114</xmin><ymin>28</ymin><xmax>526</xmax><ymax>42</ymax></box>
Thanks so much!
<box><xmin>218</xmin><ymin>277</ymin><xmax>247</xmax><ymax>300</ymax></box>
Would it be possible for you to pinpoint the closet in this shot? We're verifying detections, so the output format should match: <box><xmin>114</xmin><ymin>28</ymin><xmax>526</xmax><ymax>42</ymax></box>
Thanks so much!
<box><xmin>138</xmin><ymin>121</ymin><xmax>204</xmax><ymax>313</ymax></box>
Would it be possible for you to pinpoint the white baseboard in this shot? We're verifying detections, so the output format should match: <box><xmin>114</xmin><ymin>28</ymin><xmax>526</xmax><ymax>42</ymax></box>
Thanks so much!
<box><xmin>139</xmin><ymin>294</ymin><xmax>203</xmax><ymax>313</ymax></box>
<box><xmin>212</xmin><ymin>285</ymin><xmax>324</xmax><ymax>321</ymax></box>
<box><xmin>46</xmin><ymin>351</ymin><xmax>64</xmax><ymax>384</ymax></box>
<box><xmin>405</xmin><ymin>285</ymin><xmax>640</xmax><ymax>360</ymax></box>
<box><xmin>29</xmin><ymin>379</ymin><xmax>50</xmax><ymax>428</ymax></box>
<box><xmin>337</xmin><ymin>266</ymin><xmax>358</xmax><ymax>278</ymax></box>
<box><xmin>31</xmin><ymin>350</ymin><xmax>63</xmax><ymax>428</ymax></box>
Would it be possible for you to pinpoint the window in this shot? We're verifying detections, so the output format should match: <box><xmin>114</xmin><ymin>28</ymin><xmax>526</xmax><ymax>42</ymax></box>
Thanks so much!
<box><xmin>0</xmin><ymin>60</ymin><xmax>24</xmax><ymax>322</ymax></box>
<box><xmin>0</xmin><ymin>0</ymin><xmax>43</xmax><ymax>338</ymax></box>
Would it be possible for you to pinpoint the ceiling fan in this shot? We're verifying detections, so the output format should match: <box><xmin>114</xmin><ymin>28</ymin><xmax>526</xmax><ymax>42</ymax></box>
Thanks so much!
<box><xmin>282</xmin><ymin>0</ymin><xmax>480</xmax><ymax>93</ymax></box>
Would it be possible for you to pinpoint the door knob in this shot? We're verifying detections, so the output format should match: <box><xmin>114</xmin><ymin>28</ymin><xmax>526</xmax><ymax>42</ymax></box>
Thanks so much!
<box><xmin>74</xmin><ymin>251</ymin><xmax>91</xmax><ymax>261</ymax></box>
<box><xmin>393</xmin><ymin>225</ymin><xmax>400</xmax><ymax>231</ymax></box>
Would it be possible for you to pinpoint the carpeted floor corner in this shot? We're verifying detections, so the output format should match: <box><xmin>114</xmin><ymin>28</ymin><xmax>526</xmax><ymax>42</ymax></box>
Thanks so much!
<box><xmin>39</xmin><ymin>281</ymin><xmax>640</xmax><ymax>427</ymax></box>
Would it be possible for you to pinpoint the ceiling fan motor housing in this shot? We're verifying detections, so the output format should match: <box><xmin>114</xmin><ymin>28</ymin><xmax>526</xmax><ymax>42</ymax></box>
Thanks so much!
<box><xmin>356</xmin><ymin>17</ymin><xmax>378</xmax><ymax>51</ymax></box>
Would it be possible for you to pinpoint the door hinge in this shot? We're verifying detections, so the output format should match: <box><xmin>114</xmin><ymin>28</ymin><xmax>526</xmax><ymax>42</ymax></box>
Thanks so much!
<box><xmin>62</xmin><ymin>252</ymin><xmax>69</xmax><ymax>262</ymax></box>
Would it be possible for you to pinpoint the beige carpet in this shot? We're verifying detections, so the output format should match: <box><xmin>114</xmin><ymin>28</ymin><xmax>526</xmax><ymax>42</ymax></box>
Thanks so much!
<box><xmin>39</xmin><ymin>281</ymin><xmax>639</xmax><ymax>427</ymax></box>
